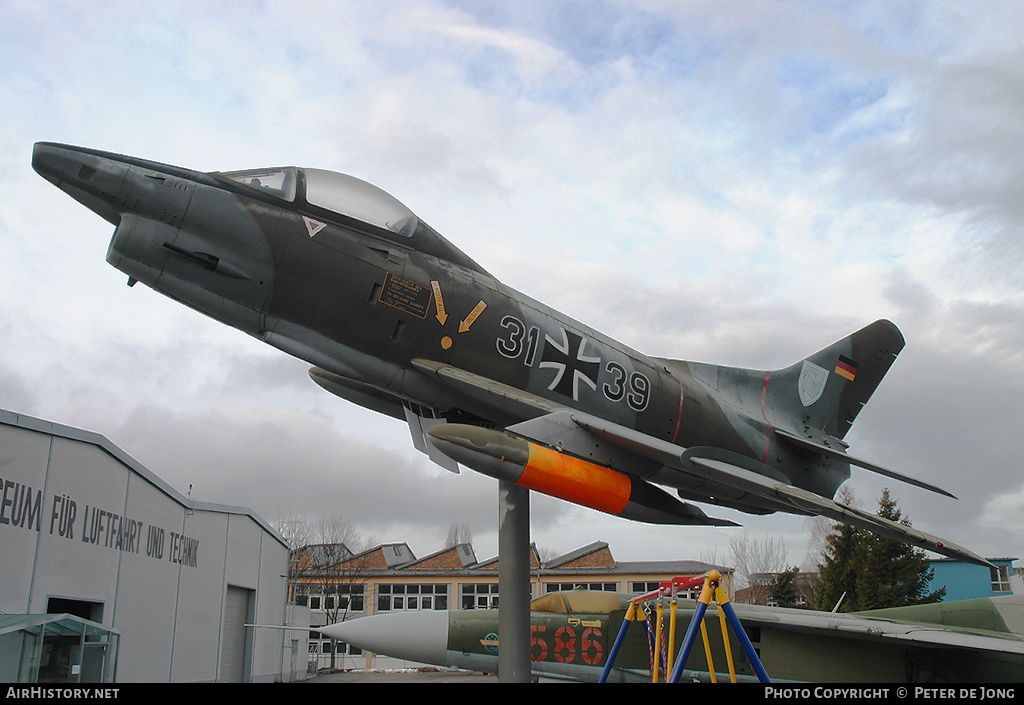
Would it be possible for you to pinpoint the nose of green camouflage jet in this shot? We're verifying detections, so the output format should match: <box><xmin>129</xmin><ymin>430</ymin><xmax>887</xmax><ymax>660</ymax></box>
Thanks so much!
<box><xmin>32</xmin><ymin>142</ymin><xmax>70</xmax><ymax>186</ymax></box>
<box><xmin>32</xmin><ymin>142</ymin><xmax>129</xmax><ymax>224</ymax></box>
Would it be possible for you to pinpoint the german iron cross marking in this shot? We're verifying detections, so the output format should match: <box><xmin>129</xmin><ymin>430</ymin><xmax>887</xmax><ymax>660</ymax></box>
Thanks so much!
<box><xmin>540</xmin><ymin>328</ymin><xmax>601</xmax><ymax>401</ymax></box>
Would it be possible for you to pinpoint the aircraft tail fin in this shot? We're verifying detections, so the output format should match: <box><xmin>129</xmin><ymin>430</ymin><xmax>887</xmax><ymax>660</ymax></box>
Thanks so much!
<box><xmin>774</xmin><ymin>319</ymin><xmax>905</xmax><ymax>439</ymax></box>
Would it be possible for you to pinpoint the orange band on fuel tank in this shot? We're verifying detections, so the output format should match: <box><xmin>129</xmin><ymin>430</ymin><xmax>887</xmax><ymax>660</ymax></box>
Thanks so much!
<box><xmin>518</xmin><ymin>443</ymin><xmax>632</xmax><ymax>515</ymax></box>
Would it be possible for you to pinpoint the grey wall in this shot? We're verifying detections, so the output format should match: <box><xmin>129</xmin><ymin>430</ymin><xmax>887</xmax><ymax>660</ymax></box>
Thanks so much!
<box><xmin>0</xmin><ymin>410</ymin><xmax>296</xmax><ymax>682</ymax></box>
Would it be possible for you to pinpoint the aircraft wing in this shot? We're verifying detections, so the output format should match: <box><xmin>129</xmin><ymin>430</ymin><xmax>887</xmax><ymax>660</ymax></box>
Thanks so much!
<box><xmin>412</xmin><ymin>358</ymin><xmax>565</xmax><ymax>420</ymax></box>
<box><xmin>729</xmin><ymin>595</ymin><xmax>1024</xmax><ymax>656</ymax></box>
<box><xmin>411</xmin><ymin>359</ymin><xmax>990</xmax><ymax>567</ymax></box>
<box><xmin>570</xmin><ymin>411</ymin><xmax>993</xmax><ymax>568</ymax></box>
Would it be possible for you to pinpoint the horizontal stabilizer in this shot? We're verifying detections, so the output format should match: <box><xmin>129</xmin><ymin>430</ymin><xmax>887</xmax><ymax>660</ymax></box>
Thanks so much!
<box><xmin>688</xmin><ymin>456</ymin><xmax>992</xmax><ymax>568</ymax></box>
<box><xmin>774</xmin><ymin>428</ymin><xmax>957</xmax><ymax>499</ymax></box>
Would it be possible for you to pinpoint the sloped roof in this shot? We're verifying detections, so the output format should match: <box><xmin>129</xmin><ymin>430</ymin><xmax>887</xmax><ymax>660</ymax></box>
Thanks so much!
<box><xmin>544</xmin><ymin>541</ymin><xmax>614</xmax><ymax>569</ymax></box>
<box><xmin>400</xmin><ymin>543</ymin><xmax>478</xmax><ymax>570</ymax></box>
<box><xmin>0</xmin><ymin>408</ymin><xmax>288</xmax><ymax>549</ymax></box>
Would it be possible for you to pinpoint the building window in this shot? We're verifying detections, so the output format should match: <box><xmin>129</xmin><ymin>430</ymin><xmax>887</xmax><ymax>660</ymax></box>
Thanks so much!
<box><xmin>461</xmin><ymin>583</ymin><xmax>499</xmax><ymax>609</ymax></box>
<box><xmin>545</xmin><ymin>582</ymin><xmax>618</xmax><ymax>593</ymax></box>
<box><xmin>309</xmin><ymin>637</ymin><xmax>362</xmax><ymax>657</ymax></box>
<box><xmin>299</xmin><ymin>585</ymin><xmax>366</xmax><ymax>614</ymax></box>
<box><xmin>991</xmin><ymin>565</ymin><xmax>1011</xmax><ymax>593</ymax></box>
<box><xmin>336</xmin><ymin>584</ymin><xmax>365</xmax><ymax>612</ymax></box>
<box><xmin>377</xmin><ymin>584</ymin><xmax>449</xmax><ymax>612</ymax></box>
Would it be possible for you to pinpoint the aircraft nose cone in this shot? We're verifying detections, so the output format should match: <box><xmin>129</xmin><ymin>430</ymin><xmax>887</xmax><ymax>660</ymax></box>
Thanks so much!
<box><xmin>32</xmin><ymin>142</ymin><xmax>71</xmax><ymax>186</ymax></box>
<box><xmin>32</xmin><ymin>142</ymin><xmax>130</xmax><ymax>224</ymax></box>
<box><xmin>317</xmin><ymin>611</ymin><xmax>450</xmax><ymax>666</ymax></box>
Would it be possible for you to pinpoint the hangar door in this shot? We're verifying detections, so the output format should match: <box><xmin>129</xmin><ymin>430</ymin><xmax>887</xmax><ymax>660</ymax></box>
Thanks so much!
<box><xmin>220</xmin><ymin>586</ymin><xmax>254</xmax><ymax>682</ymax></box>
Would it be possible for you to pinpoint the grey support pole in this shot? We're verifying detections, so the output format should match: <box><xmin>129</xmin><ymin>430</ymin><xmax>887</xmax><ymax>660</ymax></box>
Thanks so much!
<box><xmin>497</xmin><ymin>480</ymin><xmax>532</xmax><ymax>683</ymax></box>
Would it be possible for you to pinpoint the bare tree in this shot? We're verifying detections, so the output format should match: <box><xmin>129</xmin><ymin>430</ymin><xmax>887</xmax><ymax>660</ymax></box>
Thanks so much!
<box><xmin>728</xmin><ymin>532</ymin><xmax>789</xmax><ymax>604</ymax></box>
<box><xmin>536</xmin><ymin>545</ymin><xmax>559</xmax><ymax>564</ymax></box>
<box><xmin>271</xmin><ymin>510</ymin><xmax>313</xmax><ymax>550</ymax></box>
<box><xmin>699</xmin><ymin>546</ymin><xmax>724</xmax><ymax>566</ymax></box>
<box><xmin>308</xmin><ymin>515</ymin><xmax>364</xmax><ymax>551</ymax></box>
<box><xmin>285</xmin><ymin>514</ymin><xmax>375</xmax><ymax>671</ymax></box>
<box><xmin>445</xmin><ymin>522</ymin><xmax>473</xmax><ymax>548</ymax></box>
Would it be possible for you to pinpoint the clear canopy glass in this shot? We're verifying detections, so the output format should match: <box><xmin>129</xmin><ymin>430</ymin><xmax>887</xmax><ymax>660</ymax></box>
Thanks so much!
<box><xmin>221</xmin><ymin>167</ymin><xmax>420</xmax><ymax>238</ymax></box>
<box><xmin>303</xmin><ymin>168</ymin><xmax>418</xmax><ymax>237</ymax></box>
<box><xmin>222</xmin><ymin>168</ymin><xmax>297</xmax><ymax>201</ymax></box>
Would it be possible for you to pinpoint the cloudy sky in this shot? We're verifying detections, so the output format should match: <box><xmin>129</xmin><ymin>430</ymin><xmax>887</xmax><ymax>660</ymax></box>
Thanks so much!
<box><xmin>2</xmin><ymin>1</ymin><xmax>1022</xmax><ymax>571</ymax></box>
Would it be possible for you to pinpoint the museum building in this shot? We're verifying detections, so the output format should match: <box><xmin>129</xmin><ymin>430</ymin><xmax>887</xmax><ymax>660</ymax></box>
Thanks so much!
<box><xmin>0</xmin><ymin>408</ymin><xmax>306</xmax><ymax>683</ymax></box>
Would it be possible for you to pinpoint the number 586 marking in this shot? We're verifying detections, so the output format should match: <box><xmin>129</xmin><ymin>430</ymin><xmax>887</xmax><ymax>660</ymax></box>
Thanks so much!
<box><xmin>530</xmin><ymin>624</ymin><xmax>604</xmax><ymax>665</ymax></box>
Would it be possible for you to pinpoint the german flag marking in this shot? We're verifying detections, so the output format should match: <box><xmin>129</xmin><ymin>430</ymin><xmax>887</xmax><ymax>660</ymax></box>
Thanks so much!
<box><xmin>835</xmin><ymin>355</ymin><xmax>858</xmax><ymax>382</ymax></box>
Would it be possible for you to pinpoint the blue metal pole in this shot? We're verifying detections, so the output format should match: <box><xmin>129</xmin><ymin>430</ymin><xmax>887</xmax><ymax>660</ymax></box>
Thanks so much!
<box><xmin>667</xmin><ymin>600</ymin><xmax>708</xmax><ymax>683</ymax></box>
<box><xmin>599</xmin><ymin>604</ymin><xmax>635</xmax><ymax>683</ymax></box>
<box><xmin>720</xmin><ymin>601</ymin><xmax>771</xmax><ymax>683</ymax></box>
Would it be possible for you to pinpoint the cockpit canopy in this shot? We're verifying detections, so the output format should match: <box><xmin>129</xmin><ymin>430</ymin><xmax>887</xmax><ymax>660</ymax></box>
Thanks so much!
<box><xmin>219</xmin><ymin>165</ymin><xmax>489</xmax><ymax>275</ymax></box>
<box><xmin>223</xmin><ymin>168</ymin><xmax>298</xmax><ymax>202</ymax></box>
<box><xmin>305</xmin><ymin>168</ymin><xmax>420</xmax><ymax>237</ymax></box>
<box><xmin>529</xmin><ymin>591</ymin><xmax>630</xmax><ymax>615</ymax></box>
<box><xmin>222</xmin><ymin>167</ymin><xmax>419</xmax><ymax>238</ymax></box>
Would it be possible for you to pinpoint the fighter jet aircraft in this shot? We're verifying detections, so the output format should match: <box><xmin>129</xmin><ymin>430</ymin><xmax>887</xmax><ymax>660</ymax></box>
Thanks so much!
<box><xmin>317</xmin><ymin>589</ymin><xmax>1024</xmax><ymax>683</ymax></box>
<box><xmin>31</xmin><ymin>142</ymin><xmax>989</xmax><ymax>566</ymax></box>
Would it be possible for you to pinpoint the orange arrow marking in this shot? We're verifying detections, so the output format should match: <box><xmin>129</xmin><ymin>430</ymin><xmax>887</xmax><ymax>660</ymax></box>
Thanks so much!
<box><xmin>430</xmin><ymin>280</ymin><xmax>447</xmax><ymax>325</ymax></box>
<box><xmin>459</xmin><ymin>300</ymin><xmax>487</xmax><ymax>333</ymax></box>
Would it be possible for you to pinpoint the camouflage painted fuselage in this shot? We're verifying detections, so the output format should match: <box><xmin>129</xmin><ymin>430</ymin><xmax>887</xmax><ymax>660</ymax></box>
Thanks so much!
<box><xmin>319</xmin><ymin>590</ymin><xmax>1024</xmax><ymax>683</ymax></box>
<box><xmin>35</xmin><ymin>142</ymin><xmax>990</xmax><ymax>567</ymax></box>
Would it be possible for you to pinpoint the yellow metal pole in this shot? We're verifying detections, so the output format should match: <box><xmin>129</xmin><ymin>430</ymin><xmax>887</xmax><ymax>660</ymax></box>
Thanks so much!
<box><xmin>653</xmin><ymin>595</ymin><xmax>664</xmax><ymax>682</ymax></box>
<box><xmin>699</xmin><ymin>617</ymin><xmax>717</xmax><ymax>683</ymax></box>
<box><xmin>667</xmin><ymin>586</ymin><xmax>678</xmax><ymax>676</ymax></box>
<box><xmin>716</xmin><ymin>603</ymin><xmax>737</xmax><ymax>682</ymax></box>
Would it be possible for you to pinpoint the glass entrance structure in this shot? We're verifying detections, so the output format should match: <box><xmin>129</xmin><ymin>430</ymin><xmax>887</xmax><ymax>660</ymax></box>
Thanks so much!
<box><xmin>0</xmin><ymin>614</ymin><xmax>120</xmax><ymax>683</ymax></box>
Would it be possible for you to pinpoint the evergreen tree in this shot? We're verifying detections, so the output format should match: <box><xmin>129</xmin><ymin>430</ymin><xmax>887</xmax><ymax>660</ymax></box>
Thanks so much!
<box><xmin>814</xmin><ymin>489</ymin><xmax>945</xmax><ymax>612</ymax></box>
<box><xmin>769</xmin><ymin>566</ymin><xmax>802</xmax><ymax>608</ymax></box>
<box><xmin>813</xmin><ymin>518</ymin><xmax>863</xmax><ymax>612</ymax></box>
<box><xmin>854</xmin><ymin>489</ymin><xmax>946</xmax><ymax>610</ymax></box>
